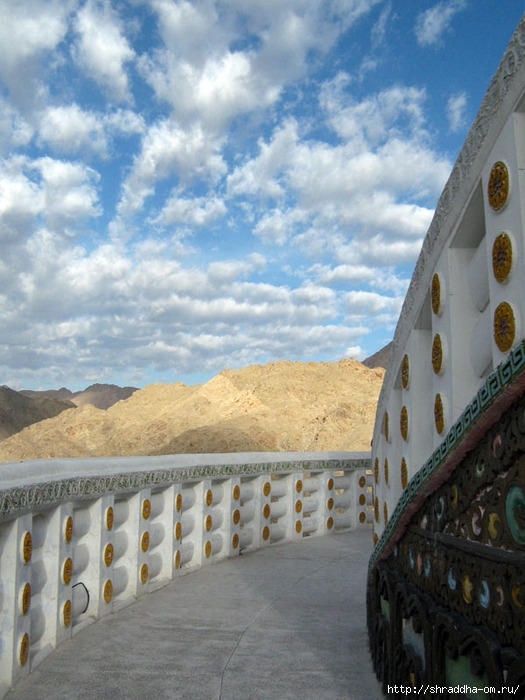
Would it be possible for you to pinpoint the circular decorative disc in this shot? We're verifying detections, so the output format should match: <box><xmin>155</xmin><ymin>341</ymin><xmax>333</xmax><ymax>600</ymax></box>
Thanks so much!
<box><xmin>401</xmin><ymin>458</ymin><xmax>408</xmax><ymax>490</ymax></box>
<box><xmin>65</xmin><ymin>516</ymin><xmax>73</xmax><ymax>543</ymax></box>
<box><xmin>400</xmin><ymin>406</ymin><xmax>408</xmax><ymax>441</ymax></box>
<box><xmin>103</xmin><ymin>580</ymin><xmax>113</xmax><ymax>604</ymax></box>
<box><xmin>104</xmin><ymin>543</ymin><xmax>114</xmax><ymax>566</ymax></box>
<box><xmin>295</xmin><ymin>479</ymin><xmax>303</xmax><ymax>493</ymax></box>
<box><xmin>21</xmin><ymin>583</ymin><xmax>31</xmax><ymax>615</ymax></box>
<box><xmin>374</xmin><ymin>458</ymin><xmax>379</xmax><ymax>485</ymax></box>
<box><xmin>359</xmin><ymin>511</ymin><xmax>366</xmax><ymax>524</ymax></box>
<box><xmin>263</xmin><ymin>482</ymin><xmax>271</xmax><ymax>497</ymax></box>
<box><xmin>328</xmin><ymin>497</ymin><xmax>335</xmax><ymax>510</ymax></box>
<box><xmin>263</xmin><ymin>503</ymin><xmax>271</xmax><ymax>519</ymax></box>
<box><xmin>295</xmin><ymin>521</ymin><xmax>302</xmax><ymax>534</ymax></box>
<box><xmin>492</xmin><ymin>232</ymin><xmax>513</xmax><ymax>283</ymax></box>
<box><xmin>141</xmin><ymin>532</ymin><xmax>150</xmax><ymax>552</ymax></box>
<box><xmin>205</xmin><ymin>489</ymin><xmax>213</xmax><ymax>507</ymax></box>
<box><xmin>432</xmin><ymin>333</ymin><xmax>443</xmax><ymax>374</ymax></box>
<box><xmin>431</xmin><ymin>273</ymin><xmax>441</xmax><ymax>315</ymax></box>
<box><xmin>434</xmin><ymin>394</ymin><xmax>445</xmax><ymax>435</ymax></box>
<box><xmin>232</xmin><ymin>509</ymin><xmax>241</xmax><ymax>525</ymax></box>
<box><xmin>174</xmin><ymin>550</ymin><xmax>181</xmax><ymax>569</ymax></box>
<box><xmin>176</xmin><ymin>493</ymin><xmax>183</xmax><ymax>511</ymax></box>
<box><xmin>204</xmin><ymin>540</ymin><xmax>212</xmax><ymax>558</ymax></box>
<box><xmin>494</xmin><ymin>301</ymin><xmax>516</xmax><ymax>352</ymax></box>
<box><xmin>232</xmin><ymin>533</ymin><xmax>239</xmax><ymax>549</ymax></box>
<box><xmin>374</xmin><ymin>497</ymin><xmax>379</xmax><ymax>523</ymax></box>
<box><xmin>63</xmin><ymin>599</ymin><xmax>72</xmax><ymax>628</ymax></box>
<box><xmin>358</xmin><ymin>494</ymin><xmax>366</xmax><ymax>506</ymax></box>
<box><xmin>142</xmin><ymin>499</ymin><xmax>151</xmax><ymax>520</ymax></box>
<box><xmin>384</xmin><ymin>412</ymin><xmax>389</xmax><ymax>441</ymax></box>
<box><xmin>488</xmin><ymin>161</ymin><xmax>509</xmax><ymax>212</ymax></box>
<box><xmin>19</xmin><ymin>633</ymin><xmax>29</xmax><ymax>667</ymax></box>
<box><xmin>63</xmin><ymin>557</ymin><xmax>73</xmax><ymax>585</ymax></box>
<box><xmin>232</xmin><ymin>485</ymin><xmax>241</xmax><ymax>501</ymax></box>
<box><xmin>358</xmin><ymin>475</ymin><xmax>366</xmax><ymax>488</ymax></box>
<box><xmin>384</xmin><ymin>458</ymin><xmax>389</xmax><ymax>485</ymax></box>
<box><xmin>295</xmin><ymin>500</ymin><xmax>303</xmax><ymax>514</ymax></box>
<box><xmin>327</xmin><ymin>478</ymin><xmax>334</xmax><ymax>490</ymax></box>
<box><xmin>205</xmin><ymin>515</ymin><xmax>213</xmax><ymax>532</ymax></box>
<box><xmin>22</xmin><ymin>531</ymin><xmax>32</xmax><ymax>564</ymax></box>
<box><xmin>262</xmin><ymin>525</ymin><xmax>270</xmax><ymax>541</ymax></box>
<box><xmin>106</xmin><ymin>507</ymin><xmax>114</xmax><ymax>530</ymax></box>
<box><xmin>383</xmin><ymin>502</ymin><xmax>389</xmax><ymax>525</ymax></box>
<box><xmin>401</xmin><ymin>354</ymin><xmax>410</xmax><ymax>389</ymax></box>
<box><xmin>326</xmin><ymin>517</ymin><xmax>334</xmax><ymax>530</ymax></box>
<box><xmin>140</xmin><ymin>564</ymin><xmax>149</xmax><ymax>584</ymax></box>
<box><xmin>175</xmin><ymin>522</ymin><xmax>182</xmax><ymax>540</ymax></box>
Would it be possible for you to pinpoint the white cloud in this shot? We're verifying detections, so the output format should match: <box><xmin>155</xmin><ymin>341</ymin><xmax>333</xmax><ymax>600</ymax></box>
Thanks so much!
<box><xmin>38</xmin><ymin>104</ymin><xmax>108</xmax><ymax>156</ymax></box>
<box><xmin>73</xmin><ymin>0</ymin><xmax>135</xmax><ymax>102</ymax></box>
<box><xmin>155</xmin><ymin>195</ymin><xmax>227</xmax><ymax>227</ymax></box>
<box><xmin>415</xmin><ymin>0</ymin><xmax>468</xmax><ymax>47</ymax></box>
<box><xmin>447</xmin><ymin>92</ymin><xmax>468</xmax><ymax>133</ymax></box>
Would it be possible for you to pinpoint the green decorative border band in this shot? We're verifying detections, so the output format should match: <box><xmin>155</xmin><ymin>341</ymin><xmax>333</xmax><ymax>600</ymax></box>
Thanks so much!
<box><xmin>0</xmin><ymin>457</ymin><xmax>370</xmax><ymax>521</ymax></box>
<box><xmin>369</xmin><ymin>337</ymin><xmax>525</xmax><ymax>575</ymax></box>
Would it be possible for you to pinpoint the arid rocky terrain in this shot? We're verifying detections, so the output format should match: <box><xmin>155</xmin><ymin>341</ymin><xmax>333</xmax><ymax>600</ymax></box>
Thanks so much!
<box><xmin>0</xmin><ymin>359</ymin><xmax>384</xmax><ymax>462</ymax></box>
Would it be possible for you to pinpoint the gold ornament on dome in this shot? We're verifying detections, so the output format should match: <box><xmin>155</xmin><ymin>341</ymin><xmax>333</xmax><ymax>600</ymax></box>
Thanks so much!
<box><xmin>327</xmin><ymin>517</ymin><xmax>334</xmax><ymax>530</ymax></box>
<box><xmin>205</xmin><ymin>515</ymin><xmax>213</xmax><ymax>532</ymax></box>
<box><xmin>432</xmin><ymin>333</ymin><xmax>443</xmax><ymax>374</ymax></box>
<box><xmin>383</xmin><ymin>502</ymin><xmax>389</xmax><ymax>525</ymax></box>
<box><xmin>400</xmin><ymin>406</ymin><xmax>409</xmax><ymax>441</ymax></box>
<box><xmin>494</xmin><ymin>301</ymin><xmax>516</xmax><ymax>352</ymax></box>
<box><xmin>142</xmin><ymin>499</ymin><xmax>151</xmax><ymax>520</ymax></box>
<box><xmin>65</xmin><ymin>516</ymin><xmax>73</xmax><ymax>543</ymax></box>
<box><xmin>401</xmin><ymin>458</ymin><xmax>408</xmax><ymax>490</ymax></box>
<box><xmin>232</xmin><ymin>533</ymin><xmax>239</xmax><ymax>549</ymax></box>
<box><xmin>358</xmin><ymin>475</ymin><xmax>366</xmax><ymax>488</ymax></box>
<box><xmin>140</xmin><ymin>564</ymin><xmax>149</xmax><ymax>584</ymax></box>
<box><xmin>106</xmin><ymin>507</ymin><xmax>114</xmax><ymax>530</ymax></box>
<box><xmin>63</xmin><ymin>557</ymin><xmax>73</xmax><ymax>585</ymax></box>
<box><xmin>176</xmin><ymin>493</ymin><xmax>183</xmax><ymax>511</ymax></box>
<box><xmin>263</xmin><ymin>482</ymin><xmax>271</xmax><ymax>497</ymax></box>
<box><xmin>327</xmin><ymin>478</ymin><xmax>334</xmax><ymax>490</ymax></box>
<box><xmin>103</xmin><ymin>580</ymin><xmax>113</xmax><ymax>603</ymax></box>
<box><xmin>359</xmin><ymin>511</ymin><xmax>367</xmax><ymax>524</ymax></box>
<box><xmin>232</xmin><ymin>509</ymin><xmax>241</xmax><ymax>525</ymax></box>
<box><xmin>374</xmin><ymin>497</ymin><xmax>379</xmax><ymax>523</ymax></box>
<box><xmin>104</xmin><ymin>543</ymin><xmax>114</xmax><ymax>566</ymax></box>
<box><xmin>328</xmin><ymin>497</ymin><xmax>335</xmax><ymax>510</ymax></box>
<box><xmin>175</xmin><ymin>522</ymin><xmax>182</xmax><ymax>540</ymax></box>
<box><xmin>431</xmin><ymin>273</ymin><xmax>441</xmax><ymax>315</ymax></box>
<box><xmin>232</xmin><ymin>485</ymin><xmax>241</xmax><ymax>501</ymax></box>
<box><xmin>295</xmin><ymin>521</ymin><xmax>302</xmax><ymax>534</ymax></box>
<box><xmin>401</xmin><ymin>354</ymin><xmax>409</xmax><ymax>389</ymax></box>
<box><xmin>374</xmin><ymin>458</ymin><xmax>379</xmax><ymax>485</ymax></box>
<box><xmin>262</xmin><ymin>526</ymin><xmax>270</xmax><ymax>541</ymax></box>
<box><xmin>141</xmin><ymin>532</ymin><xmax>150</xmax><ymax>552</ymax></box>
<box><xmin>22</xmin><ymin>531</ymin><xmax>32</xmax><ymax>564</ymax></box>
<box><xmin>295</xmin><ymin>479</ymin><xmax>303</xmax><ymax>493</ymax></box>
<box><xmin>174</xmin><ymin>550</ymin><xmax>181</xmax><ymax>569</ymax></box>
<box><xmin>295</xmin><ymin>500</ymin><xmax>303</xmax><ymax>514</ymax></box>
<box><xmin>21</xmin><ymin>583</ymin><xmax>31</xmax><ymax>615</ymax></box>
<box><xmin>434</xmin><ymin>394</ymin><xmax>445</xmax><ymax>435</ymax></box>
<box><xmin>204</xmin><ymin>541</ymin><xmax>212</xmax><ymax>558</ymax></box>
<box><xmin>384</xmin><ymin>412</ymin><xmax>389</xmax><ymax>441</ymax></box>
<box><xmin>63</xmin><ymin>600</ymin><xmax>72</xmax><ymax>628</ymax></box>
<box><xmin>488</xmin><ymin>161</ymin><xmax>509</xmax><ymax>212</ymax></box>
<box><xmin>384</xmin><ymin>458</ymin><xmax>389</xmax><ymax>485</ymax></box>
<box><xmin>492</xmin><ymin>233</ymin><xmax>513</xmax><ymax>283</ymax></box>
<box><xmin>205</xmin><ymin>489</ymin><xmax>213</xmax><ymax>507</ymax></box>
<box><xmin>19</xmin><ymin>633</ymin><xmax>29</xmax><ymax>667</ymax></box>
<box><xmin>263</xmin><ymin>503</ymin><xmax>271</xmax><ymax>519</ymax></box>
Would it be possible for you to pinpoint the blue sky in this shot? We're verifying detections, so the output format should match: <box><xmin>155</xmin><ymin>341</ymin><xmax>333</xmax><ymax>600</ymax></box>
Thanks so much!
<box><xmin>1</xmin><ymin>1</ymin><xmax>523</xmax><ymax>391</ymax></box>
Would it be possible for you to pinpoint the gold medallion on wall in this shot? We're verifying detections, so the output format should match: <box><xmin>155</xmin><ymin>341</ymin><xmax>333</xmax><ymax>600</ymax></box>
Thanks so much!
<box><xmin>432</xmin><ymin>333</ymin><xmax>443</xmax><ymax>374</ymax></box>
<box><xmin>488</xmin><ymin>161</ymin><xmax>509</xmax><ymax>212</ymax></box>
<box><xmin>434</xmin><ymin>394</ymin><xmax>445</xmax><ymax>435</ymax></box>
<box><xmin>431</xmin><ymin>273</ymin><xmax>442</xmax><ymax>315</ymax></box>
<box><xmin>494</xmin><ymin>301</ymin><xmax>516</xmax><ymax>352</ymax></box>
<box><xmin>492</xmin><ymin>232</ymin><xmax>513</xmax><ymax>283</ymax></box>
<box><xmin>400</xmin><ymin>406</ymin><xmax>408</xmax><ymax>441</ymax></box>
<box><xmin>401</xmin><ymin>354</ymin><xmax>409</xmax><ymax>389</ymax></box>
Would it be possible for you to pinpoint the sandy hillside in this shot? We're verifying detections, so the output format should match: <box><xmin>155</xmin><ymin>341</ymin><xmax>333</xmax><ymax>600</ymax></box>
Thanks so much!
<box><xmin>0</xmin><ymin>359</ymin><xmax>384</xmax><ymax>462</ymax></box>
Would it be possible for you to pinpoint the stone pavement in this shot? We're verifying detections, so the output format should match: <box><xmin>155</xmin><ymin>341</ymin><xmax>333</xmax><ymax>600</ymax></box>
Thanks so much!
<box><xmin>6</xmin><ymin>529</ymin><xmax>384</xmax><ymax>700</ymax></box>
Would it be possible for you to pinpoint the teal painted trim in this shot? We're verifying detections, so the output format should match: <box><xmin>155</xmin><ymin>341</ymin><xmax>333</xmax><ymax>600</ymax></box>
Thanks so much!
<box><xmin>369</xmin><ymin>338</ymin><xmax>525</xmax><ymax>575</ymax></box>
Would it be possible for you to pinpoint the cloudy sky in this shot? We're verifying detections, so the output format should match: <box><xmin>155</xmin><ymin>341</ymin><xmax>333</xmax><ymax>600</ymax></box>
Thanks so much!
<box><xmin>1</xmin><ymin>1</ymin><xmax>523</xmax><ymax>391</ymax></box>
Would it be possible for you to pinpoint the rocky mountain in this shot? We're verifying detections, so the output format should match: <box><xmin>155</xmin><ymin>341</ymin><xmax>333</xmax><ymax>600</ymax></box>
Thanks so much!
<box><xmin>20</xmin><ymin>383</ymin><xmax>138</xmax><ymax>410</ymax></box>
<box><xmin>0</xmin><ymin>387</ymin><xmax>75</xmax><ymax>442</ymax></box>
<box><xmin>0</xmin><ymin>359</ymin><xmax>384</xmax><ymax>462</ymax></box>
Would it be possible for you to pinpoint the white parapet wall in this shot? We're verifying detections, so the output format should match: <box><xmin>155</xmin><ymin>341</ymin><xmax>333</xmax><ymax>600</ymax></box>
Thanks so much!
<box><xmin>0</xmin><ymin>451</ymin><xmax>372</xmax><ymax>698</ymax></box>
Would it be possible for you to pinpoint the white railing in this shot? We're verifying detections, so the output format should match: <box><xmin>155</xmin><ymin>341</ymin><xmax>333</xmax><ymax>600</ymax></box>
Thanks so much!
<box><xmin>0</xmin><ymin>451</ymin><xmax>372</xmax><ymax>698</ymax></box>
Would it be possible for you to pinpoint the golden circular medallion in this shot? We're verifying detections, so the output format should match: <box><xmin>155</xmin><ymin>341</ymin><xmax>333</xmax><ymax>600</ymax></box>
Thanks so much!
<box><xmin>492</xmin><ymin>232</ymin><xmax>513</xmax><ymax>283</ymax></box>
<box><xmin>104</xmin><ymin>543</ymin><xmax>114</xmax><ymax>566</ymax></box>
<box><xmin>263</xmin><ymin>482</ymin><xmax>271</xmax><ymax>497</ymax></box>
<box><xmin>488</xmin><ymin>161</ymin><xmax>509</xmax><ymax>212</ymax></box>
<box><xmin>494</xmin><ymin>301</ymin><xmax>516</xmax><ymax>352</ymax></box>
<box><xmin>65</xmin><ymin>516</ymin><xmax>73</xmax><ymax>543</ymax></box>
<box><xmin>431</xmin><ymin>273</ymin><xmax>441</xmax><ymax>315</ymax></box>
<box><xmin>174</xmin><ymin>550</ymin><xmax>181</xmax><ymax>569</ymax></box>
<box><xmin>232</xmin><ymin>533</ymin><xmax>239</xmax><ymax>549</ymax></box>
<box><xmin>401</xmin><ymin>458</ymin><xmax>408</xmax><ymax>490</ymax></box>
<box><xmin>434</xmin><ymin>394</ymin><xmax>445</xmax><ymax>435</ymax></box>
<box><xmin>401</xmin><ymin>354</ymin><xmax>410</xmax><ymax>389</ymax></box>
<box><xmin>232</xmin><ymin>485</ymin><xmax>241</xmax><ymax>501</ymax></box>
<box><xmin>19</xmin><ymin>633</ymin><xmax>29</xmax><ymax>667</ymax></box>
<box><xmin>374</xmin><ymin>497</ymin><xmax>379</xmax><ymax>523</ymax></box>
<box><xmin>140</xmin><ymin>564</ymin><xmax>149</xmax><ymax>584</ymax></box>
<box><xmin>432</xmin><ymin>333</ymin><xmax>443</xmax><ymax>374</ymax></box>
<box><xmin>295</xmin><ymin>500</ymin><xmax>303</xmax><ymax>514</ymax></box>
<box><xmin>106</xmin><ymin>506</ymin><xmax>114</xmax><ymax>530</ymax></box>
<box><xmin>262</xmin><ymin>525</ymin><xmax>270</xmax><ymax>541</ymax></box>
<box><xmin>204</xmin><ymin>540</ymin><xmax>212</xmax><ymax>558</ymax></box>
<box><xmin>374</xmin><ymin>458</ymin><xmax>379</xmax><ymax>485</ymax></box>
<box><xmin>359</xmin><ymin>511</ymin><xmax>366</xmax><ymax>524</ymax></box>
<box><xmin>327</xmin><ymin>478</ymin><xmax>334</xmax><ymax>490</ymax></box>
<box><xmin>295</xmin><ymin>479</ymin><xmax>303</xmax><ymax>493</ymax></box>
<box><xmin>384</xmin><ymin>411</ymin><xmax>389</xmax><ymax>441</ymax></box>
<box><xmin>232</xmin><ymin>509</ymin><xmax>241</xmax><ymax>525</ymax></box>
<box><xmin>295</xmin><ymin>521</ymin><xmax>302</xmax><ymax>534</ymax></box>
<box><xmin>63</xmin><ymin>557</ymin><xmax>73</xmax><ymax>585</ymax></box>
<box><xmin>141</xmin><ymin>532</ymin><xmax>150</xmax><ymax>553</ymax></box>
<box><xmin>175</xmin><ymin>522</ymin><xmax>182</xmax><ymax>540</ymax></box>
<box><xmin>400</xmin><ymin>406</ymin><xmax>408</xmax><ymax>441</ymax></box>
<box><xmin>103</xmin><ymin>580</ymin><xmax>113</xmax><ymax>604</ymax></box>
<box><xmin>63</xmin><ymin>599</ymin><xmax>72</xmax><ymax>628</ymax></box>
<box><xmin>358</xmin><ymin>494</ymin><xmax>366</xmax><ymax>506</ymax></box>
<box><xmin>21</xmin><ymin>582</ymin><xmax>31</xmax><ymax>615</ymax></box>
<box><xmin>176</xmin><ymin>493</ymin><xmax>183</xmax><ymax>512</ymax></box>
<box><xmin>22</xmin><ymin>531</ymin><xmax>32</xmax><ymax>564</ymax></box>
<box><xmin>142</xmin><ymin>499</ymin><xmax>151</xmax><ymax>520</ymax></box>
<box><xmin>358</xmin><ymin>475</ymin><xmax>366</xmax><ymax>488</ymax></box>
<box><xmin>205</xmin><ymin>489</ymin><xmax>213</xmax><ymax>507</ymax></box>
<box><xmin>328</xmin><ymin>497</ymin><xmax>335</xmax><ymax>510</ymax></box>
<box><xmin>263</xmin><ymin>503</ymin><xmax>271</xmax><ymax>519</ymax></box>
<box><xmin>205</xmin><ymin>515</ymin><xmax>213</xmax><ymax>532</ymax></box>
<box><xmin>384</xmin><ymin>458</ymin><xmax>389</xmax><ymax>485</ymax></box>
<box><xmin>327</xmin><ymin>517</ymin><xmax>334</xmax><ymax>530</ymax></box>
<box><xmin>383</xmin><ymin>502</ymin><xmax>389</xmax><ymax>525</ymax></box>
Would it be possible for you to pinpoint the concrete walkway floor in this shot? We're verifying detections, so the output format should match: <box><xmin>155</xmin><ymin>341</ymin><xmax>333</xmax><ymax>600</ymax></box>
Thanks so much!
<box><xmin>6</xmin><ymin>529</ymin><xmax>384</xmax><ymax>700</ymax></box>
